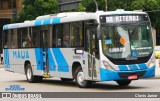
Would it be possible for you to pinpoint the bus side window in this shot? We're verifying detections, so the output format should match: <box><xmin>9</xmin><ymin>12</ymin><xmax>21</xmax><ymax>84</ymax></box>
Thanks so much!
<box><xmin>32</xmin><ymin>27</ymin><xmax>40</xmax><ymax>48</ymax></box>
<box><xmin>63</xmin><ymin>23</ymin><xmax>70</xmax><ymax>47</ymax></box>
<box><xmin>53</xmin><ymin>24</ymin><xmax>62</xmax><ymax>47</ymax></box>
<box><xmin>70</xmin><ymin>22</ymin><xmax>83</xmax><ymax>47</ymax></box>
<box><xmin>11</xmin><ymin>29</ymin><xmax>18</xmax><ymax>49</ymax></box>
<box><xmin>4</xmin><ymin>30</ymin><xmax>11</xmax><ymax>49</ymax></box>
<box><xmin>52</xmin><ymin>26</ymin><xmax>56</xmax><ymax>47</ymax></box>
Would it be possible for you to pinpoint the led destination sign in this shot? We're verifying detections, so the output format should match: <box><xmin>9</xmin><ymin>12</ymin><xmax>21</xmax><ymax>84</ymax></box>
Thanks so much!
<box><xmin>106</xmin><ymin>16</ymin><xmax>139</xmax><ymax>23</ymax></box>
<box><xmin>100</xmin><ymin>14</ymin><xmax>149</xmax><ymax>23</ymax></box>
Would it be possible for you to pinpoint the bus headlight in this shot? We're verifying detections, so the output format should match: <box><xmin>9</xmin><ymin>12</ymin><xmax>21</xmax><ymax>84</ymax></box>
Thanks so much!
<box><xmin>103</xmin><ymin>61</ymin><xmax>115</xmax><ymax>70</ymax></box>
<box><xmin>149</xmin><ymin>59</ymin><xmax>155</xmax><ymax>68</ymax></box>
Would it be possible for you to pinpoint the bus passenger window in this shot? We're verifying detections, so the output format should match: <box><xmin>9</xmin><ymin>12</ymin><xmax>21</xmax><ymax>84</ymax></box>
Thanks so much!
<box><xmin>57</xmin><ymin>39</ymin><xmax>61</xmax><ymax>46</ymax></box>
<box><xmin>4</xmin><ymin>42</ymin><xmax>10</xmax><ymax>48</ymax></box>
<box><xmin>53</xmin><ymin>24</ymin><xmax>62</xmax><ymax>47</ymax></box>
<box><xmin>63</xmin><ymin>36</ymin><xmax>70</xmax><ymax>47</ymax></box>
<box><xmin>11</xmin><ymin>29</ymin><xmax>18</xmax><ymax>49</ymax></box>
<box><xmin>23</xmin><ymin>37</ymin><xmax>32</xmax><ymax>47</ymax></box>
<box><xmin>63</xmin><ymin>23</ymin><xmax>70</xmax><ymax>47</ymax></box>
<box><xmin>70</xmin><ymin>22</ymin><xmax>83</xmax><ymax>47</ymax></box>
<box><xmin>32</xmin><ymin>27</ymin><xmax>40</xmax><ymax>48</ymax></box>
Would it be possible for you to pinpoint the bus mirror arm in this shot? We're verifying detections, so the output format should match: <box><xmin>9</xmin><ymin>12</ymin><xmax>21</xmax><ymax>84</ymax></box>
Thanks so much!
<box><xmin>94</xmin><ymin>22</ymin><xmax>99</xmax><ymax>27</ymax></box>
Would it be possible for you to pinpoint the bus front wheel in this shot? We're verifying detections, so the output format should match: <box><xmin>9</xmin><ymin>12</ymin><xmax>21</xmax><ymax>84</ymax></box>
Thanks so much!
<box><xmin>75</xmin><ymin>67</ymin><xmax>92</xmax><ymax>88</ymax></box>
<box><xmin>116</xmin><ymin>80</ymin><xmax>131</xmax><ymax>86</ymax></box>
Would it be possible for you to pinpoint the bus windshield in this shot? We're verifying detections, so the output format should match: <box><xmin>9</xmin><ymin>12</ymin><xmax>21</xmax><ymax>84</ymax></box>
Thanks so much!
<box><xmin>101</xmin><ymin>23</ymin><xmax>153</xmax><ymax>59</ymax></box>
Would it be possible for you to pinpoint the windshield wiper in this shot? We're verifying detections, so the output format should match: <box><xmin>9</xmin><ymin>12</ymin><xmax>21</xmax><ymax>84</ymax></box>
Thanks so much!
<box><xmin>130</xmin><ymin>24</ymin><xmax>139</xmax><ymax>37</ymax></box>
<box><xmin>126</xmin><ymin>55</ymin><xmax>137</xmax><ymax>60</ymax></box>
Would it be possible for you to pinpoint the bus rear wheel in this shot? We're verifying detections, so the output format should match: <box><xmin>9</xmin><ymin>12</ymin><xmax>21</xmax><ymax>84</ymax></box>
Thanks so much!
<box><xmin>26</xmin><ymin>64</ymin><xmax>42</xmax><ymax>83</ymax></box>
<box><xmin>116</xmin><ymin>80</ymin><xmax>131</xmax><ymax>86</ymax></box>
<box><xmin>75</xmin><ymin>67</ymin><xmax>91</xmax><ymax>88</ymax></box>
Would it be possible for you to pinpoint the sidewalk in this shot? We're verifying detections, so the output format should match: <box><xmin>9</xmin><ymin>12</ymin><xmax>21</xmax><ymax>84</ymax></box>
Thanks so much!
<box><xmin>0</xmin><ymin>64</ymin><xmax>4</xmax><ymax>68</ymax></box>
<box><xmin>154</xmin><ymin>59</ymin><xmax>160</xmax><ymax>79</ymax></box>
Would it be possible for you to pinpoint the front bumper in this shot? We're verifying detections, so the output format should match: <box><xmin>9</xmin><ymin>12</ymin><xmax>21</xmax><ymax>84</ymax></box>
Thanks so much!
<box><xmin>100</xmin><ymin>66</ymin><xmax>155</xmax><ymax>81</ymax></box>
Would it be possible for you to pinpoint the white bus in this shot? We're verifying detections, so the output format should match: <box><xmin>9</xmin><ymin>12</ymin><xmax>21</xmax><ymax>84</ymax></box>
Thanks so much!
<box><xmin>2</xmin><ymin>10</ymin><xmax>155</xmax><ymax>88</ymax></box>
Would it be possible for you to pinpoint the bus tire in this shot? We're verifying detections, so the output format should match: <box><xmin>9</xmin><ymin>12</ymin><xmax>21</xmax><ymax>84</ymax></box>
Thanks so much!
<box><xmin>116</xmin><ymin>80</ymin><xmax>131</xmax><ymax>86</ymax></box>
<box><xmin>26</xmin><ymin>64</ymin><xmax>37</xmax><ymax>83</ymax></box>
<box><xmin>61</xmin><ymin>78</ymin><xmax>74</xmax><ymax>81</ymax></box>
<box><xmin>36</xmin><ymin>76</ymin><xmax>43</xmax><ymax>82</ymax></box>
<box><xmin>75</xmin><ymin>67</ymin><xmax>92</xmax><ymax>88</ymax></box>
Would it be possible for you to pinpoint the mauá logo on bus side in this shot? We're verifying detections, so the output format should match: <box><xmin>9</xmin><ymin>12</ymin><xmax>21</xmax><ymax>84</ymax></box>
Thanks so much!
<box><xmin>13</xmin><ymin>50</ymin><xmax>29</xmax><ymax>59</ymax></box>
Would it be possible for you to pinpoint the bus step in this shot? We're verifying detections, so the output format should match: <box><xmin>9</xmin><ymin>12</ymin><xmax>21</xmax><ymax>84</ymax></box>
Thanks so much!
<box><xmin>43</xmin><ymin>74</ymin><xmax>50</xmax><ymax>78</ymax></box>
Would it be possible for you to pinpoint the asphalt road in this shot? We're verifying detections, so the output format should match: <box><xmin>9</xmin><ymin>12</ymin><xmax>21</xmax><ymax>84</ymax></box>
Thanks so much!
<box><xmin>0</xmin><ymin>67</ymin><xmax>160</xmax><ymax>101</ymax></box>
<box><xmin>0</xmin><ymin>67</ymin><xmax>160</xmax><ymax>92</ymax></box>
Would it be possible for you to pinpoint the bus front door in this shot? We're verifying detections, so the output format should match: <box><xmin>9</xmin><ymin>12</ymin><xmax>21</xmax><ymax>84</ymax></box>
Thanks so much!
<box><xmin>41</xmin><ymin>30</ymin><xmax>50</xmax><ymax>78</ymax></box>
<box><xmin>85</xmin><ymin>27</ymin><xmax>98</xmax><ymax>80</ymax></box>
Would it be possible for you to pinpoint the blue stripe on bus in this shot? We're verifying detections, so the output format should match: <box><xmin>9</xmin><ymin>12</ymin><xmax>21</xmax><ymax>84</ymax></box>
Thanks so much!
<box><xmin>4</xmin><ymin>50</ymin><xmax>6</xmax><ymax>66</ymax></box>
<box><xmin>3</xmin><ymin>25</ymin><xmax>9</xmax><ymax>30</ymax></box>
<box><xmin>43</xmin><ymin>19</ymin><xmax>51</xmax><ymax>25</ymax></box>
<box><xmin>48</xmin><ymin>49</ymin><xmax>56</xmax><ymax>71</ymax></box>
<box><xmin>100</xmin><ymin>66</ymin><xmax>155</xmax><ymax>81</ymax></box>
<box><xmin>100</xmin><ymin>68</ymin><xmax>120</xmax><ymax>81</ymax></box>
<box><xmin>128</xmin><ymin>64</ymin><xmax>139</xmax><ymax>70</ymax></box>
<box><xmin>143</xmin><ymin>66</ymin><xmax>155</xmax><ymax>78</ymax></box>
<box><xmin>35</xmin><ymin>48</ymin><xmax>43</xmax><ymax>70</ymax></box>
<box><xmin>138</xmin><ymin>64</ymin><xmax>147</xmax><ymax>69</ymax></box>
<box><xmin>4</xmin><ymin>49</ymin><xmax>10</xmax><ymax>68</ymax></box>
<box><xmin>52</xmin><ymin>18</ymin><xmax>60</xmax><ymax>24</ymax></box>
<box><xmin>7</xmin><ymin>49</ymin><xmax>10</xmax><ymax>68</ymax></box>
<box><xmin>52</xmin><ymin>48</ymin><xmax>69</xmax><ymax>72</ymax></box>
<box><xmin>118</xmin><ymin>65</ymin><xmax>128</xmax><ymax>71</ymax></box>
<box><xmin>35</xmin><ymin>20</ymin><xmax>42</xmax><ymax>26</ymax></box>
<box><xmin>118</xmin><ymin>64</ymin><xmax>140</xmax><ymax>71</ymax></box>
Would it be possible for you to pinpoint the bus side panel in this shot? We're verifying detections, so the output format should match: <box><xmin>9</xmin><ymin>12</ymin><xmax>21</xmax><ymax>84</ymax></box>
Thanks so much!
<box><xmin>48</xmin><ymin>48</ymin><xmax>60</xmax><ymax>77</ymax></box>
<box><xmin>3</xmin><ymin>49</ymin><xmax>12</xmax><ymax>71</ymax></box>
<box><xmin>57</xmin><ymin>48</ymin><xmax>100</xmax><ymax>81</ymax></box>
<box><xmin>48</xmin><ymin>48</ymin><xmax>78</xmax><ymax>78</ymax></box>
<box><xmin>4</xmin><ymin>48</ymin><xmax>44</xmax><ymax>76</ymax></box>
<box><xmin>33</xmin><ymin>48</ymin><xmax>44</xmax><ymax>76</ymax></box>
<box><xmin>82</xmin><ymin>51</ymin><xmax>101</xmax><ymax>81</ymax></box>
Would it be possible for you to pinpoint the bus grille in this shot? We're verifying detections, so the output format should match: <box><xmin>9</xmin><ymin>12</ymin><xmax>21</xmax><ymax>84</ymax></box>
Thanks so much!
<box><xmin>118</xmin><ymin>71</ymin><xmax>146</xmax><ymax>79</ymax></box>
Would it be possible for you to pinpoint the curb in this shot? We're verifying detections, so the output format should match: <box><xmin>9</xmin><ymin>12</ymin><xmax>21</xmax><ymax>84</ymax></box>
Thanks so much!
<box><xmin>150</xmin><ymin>75</ymin><xmax>160</xmax><ymax>79</ymax></box>
<box><xmin>0</xmin><ymin>64</ymin><xmax>4</xmax><ymax>68</ymax></box>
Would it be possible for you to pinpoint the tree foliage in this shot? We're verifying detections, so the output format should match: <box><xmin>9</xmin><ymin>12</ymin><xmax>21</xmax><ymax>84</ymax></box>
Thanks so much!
<box><xmin>15</xmin><ymin>0</ymin><xmax>160</xmax><ymax>28</ymax></box>
<box><xmin>131</xmin><ymin>0</ymin><xmax>160</xmax><ymax>28</ymax></box>
<box><xmin>15</xmin><ymin>0</ymin><xmax>58</xmax><ymax>22</ymax></box>
<box><xmin>81</xmin><ymin>0</ymin><xmax>106</xmax><ymax>12</ymax></box>
<box><xmin>81</xmin><ymin>0</ymin><xmax>160</xmax><ymax>28</ymax></box>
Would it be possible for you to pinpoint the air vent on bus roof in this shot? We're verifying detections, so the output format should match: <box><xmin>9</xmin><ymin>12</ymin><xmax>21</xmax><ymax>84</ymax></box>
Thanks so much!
<box><xmin>57</xmin><ymin>12</ymin><xmax>85</xmax><ymax>18</ymax></box>
<box><xmin>36</xmin><ymin>14</ymin><xmax>58</xmax><ymax>20</ymax></box>
<box><xmin>57</xmin><ymin>13</ymin><xmax>67</xmax><ymax>18</ymax></box>
<box><xmin>24</xmin><ymin>21</ymin><xmax>30</xmax><ymax>23</ymax></box>
<box><xmin>116</xmin><ymin>9</ymin><xmax>124</xmax><ymax>11</ymax></box>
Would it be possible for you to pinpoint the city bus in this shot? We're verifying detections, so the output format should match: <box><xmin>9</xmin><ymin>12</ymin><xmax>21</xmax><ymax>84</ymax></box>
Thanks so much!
<box><xmin>2</xmin><ymin>10</ymin><xmax>155</xmax><ymax>88</ymax></box>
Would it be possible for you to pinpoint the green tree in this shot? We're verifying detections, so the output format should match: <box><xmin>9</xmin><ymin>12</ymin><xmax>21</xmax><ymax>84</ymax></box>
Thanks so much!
<box><xmin>80</xmin><ymin>0</ymin><xmax>160</xmax><ymax>28</ymax></box>
<box><xmin>108</xmin><ymin>0</ymin><xmax>133</xmax><ymax>11</ymax></box>
<box><xmin>14</xmin><ymin>0</ymin><xmax>58</xmax><ymax>22</ymax></box>
<box><xmin>76</xmin><ymin>3</ymin><xmax>86</xmax><ymax>12</ymax></box>
<box><xmin>81</xmin><ymin>0</ymin><xmax>106</xmax><ymax>12</ymax></box>
<box><xmin>131</xmin><ymin>0</ymin><xmax>160</xmax><ymax>28</ymax></box>
<box><xmin>108</xmin><ymin>0</ymin><xmax>160</xmax><ymax>28</ymax></box>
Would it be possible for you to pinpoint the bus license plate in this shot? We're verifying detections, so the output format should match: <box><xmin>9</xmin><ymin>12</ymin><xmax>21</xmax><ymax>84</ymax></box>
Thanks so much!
<box><xmin>128</xmin><ymin>75</ymin><xmax>138</xmax><ymax>80</ymax></box>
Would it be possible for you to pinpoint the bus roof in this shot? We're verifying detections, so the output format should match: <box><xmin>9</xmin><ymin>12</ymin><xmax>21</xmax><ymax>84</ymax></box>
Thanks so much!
<box><xmin>3</xmin><ymin>10</ymin><xmax>147</xmax><ymax>30</ymax></box>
